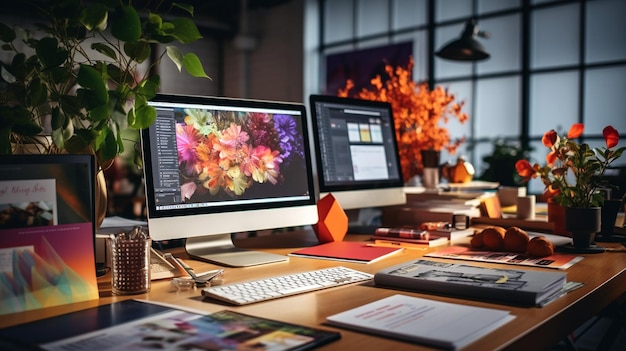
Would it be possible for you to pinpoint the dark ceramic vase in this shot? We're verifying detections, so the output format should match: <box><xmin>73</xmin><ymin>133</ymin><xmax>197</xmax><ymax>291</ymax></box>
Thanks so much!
<box><xmin>564</xmin><ymin>207</ymin><xmax>601</xmax><ymax>248</ymax></box>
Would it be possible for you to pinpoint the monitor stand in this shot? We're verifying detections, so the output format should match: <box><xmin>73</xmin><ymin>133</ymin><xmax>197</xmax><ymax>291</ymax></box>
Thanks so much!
<box><xmin>185</xmin><ymin>234</ymin><xmax>288</xmax><ymax>267</ymax></box>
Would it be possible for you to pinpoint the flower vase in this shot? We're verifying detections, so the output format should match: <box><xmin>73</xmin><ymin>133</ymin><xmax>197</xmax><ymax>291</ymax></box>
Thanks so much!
<box><xmin>564</xmin><ymin>207</ymin><xmax>601</xmax><ymax>249</ymax></box>
<box><xmin>420</xmin><ymin>149</ymin><xmax>440</xmax><ymax>190</ymax></box>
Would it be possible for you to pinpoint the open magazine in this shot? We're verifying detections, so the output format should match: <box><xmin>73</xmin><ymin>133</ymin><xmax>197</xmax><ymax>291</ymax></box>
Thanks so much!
<box><xmin>0</xmin><ymin>300</ymin><xmax>341</xmax><ymax>351</ymax></box>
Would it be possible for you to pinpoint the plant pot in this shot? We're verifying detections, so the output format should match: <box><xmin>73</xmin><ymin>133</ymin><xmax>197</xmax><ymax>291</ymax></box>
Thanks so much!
<box><xmin>564</xmin><ymin>207</ymin><xmax>601</xmax><ymax>248</ymax></box>
<box><xmin>547</xmin><ymin>201</ymin><xmax>569</xmax><ymax>236</ymax></box>
<box><xmin>420</xmin><ymin>149</ymin><xmax>440</xmax><ymax>168</ymax></box>
<box><xmin>420</xmin><ymin>149</ymin><xmax>440</xmax><ymax>190</ymax></box>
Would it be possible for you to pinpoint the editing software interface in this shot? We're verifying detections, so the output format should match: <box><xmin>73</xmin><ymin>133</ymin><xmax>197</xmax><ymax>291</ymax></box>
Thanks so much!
<box><xmin>309</xmin><ymin>95</ymin><xmax>405</xmax><ymax>211</ymax></box>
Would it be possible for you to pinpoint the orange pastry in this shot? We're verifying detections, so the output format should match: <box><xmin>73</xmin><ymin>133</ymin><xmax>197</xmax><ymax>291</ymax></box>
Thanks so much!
<box><xmin>527</xmin><ymin>236</ymin><xmax>555</xmax><ymax>257</ymax></box>
<box><xmin>470</xmin><ymin>230</ymin><xmax>485</xmax><ymax>249</ymax></box>
<box><xmin>481</xmin><ymin>226</ymin><xmax>506</xmax><ymax>251</ymax></box>
<box><xmin>504</xmin><ymin>226</ymin><xmax>530</xmax><ymax>253</ymax></box>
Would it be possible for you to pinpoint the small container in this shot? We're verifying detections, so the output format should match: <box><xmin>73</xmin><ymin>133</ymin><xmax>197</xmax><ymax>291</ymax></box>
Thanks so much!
<box><xmin>109</xmin><ymin>227</ymin><xmax>151</xmax><ymax>295</ymax></box>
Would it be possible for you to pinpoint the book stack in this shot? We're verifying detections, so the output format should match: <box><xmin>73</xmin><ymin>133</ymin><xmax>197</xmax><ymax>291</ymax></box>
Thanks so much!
<box><xmin>371</xmin><ymin>226</ymin><xmax>475</xmax><ymax>249</ymax></box>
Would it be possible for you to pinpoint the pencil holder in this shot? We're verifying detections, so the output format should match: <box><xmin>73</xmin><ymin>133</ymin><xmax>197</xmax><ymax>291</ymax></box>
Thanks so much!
<box><xmin>109</xmin><ymin>228</ymin><xmax>151</xmax><ymax>295</ymax></box>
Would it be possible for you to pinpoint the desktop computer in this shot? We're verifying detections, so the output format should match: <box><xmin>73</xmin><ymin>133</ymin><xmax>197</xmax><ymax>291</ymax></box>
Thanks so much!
<box><xmin>141</xmin><ymin>94</ymin><xmax>319</xmax><ymax>267</ymax></box>
<box><xmin>308</xmin><ymin>95</ymin><xmax>407</xmax><ymax>233</ymax></box>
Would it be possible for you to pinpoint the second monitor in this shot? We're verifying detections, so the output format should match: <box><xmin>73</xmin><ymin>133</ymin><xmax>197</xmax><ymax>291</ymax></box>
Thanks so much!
<box><xmin>309</xmin><ymin>95</ymin><xmax>406</xmax><ymax>214</ymax></box>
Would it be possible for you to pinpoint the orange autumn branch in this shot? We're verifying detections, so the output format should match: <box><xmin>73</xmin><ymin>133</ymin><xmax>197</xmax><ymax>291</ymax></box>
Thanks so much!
<box><xmin>339</xmin><ymin>58</ymin><xmax>469</xmax><ymax>182</ymax></box>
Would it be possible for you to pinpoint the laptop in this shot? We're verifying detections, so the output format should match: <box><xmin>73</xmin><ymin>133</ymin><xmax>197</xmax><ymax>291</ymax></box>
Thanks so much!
<box><xmin>0</xmin><ymin>154</ymin><xmax>100</xmax><ymax>315</ymax></box>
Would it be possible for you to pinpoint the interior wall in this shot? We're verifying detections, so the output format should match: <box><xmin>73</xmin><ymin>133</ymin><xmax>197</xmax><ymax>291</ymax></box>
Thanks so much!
<box><xmin>222</xmin><ymin>0</ymin><xmax>304</xmax><ymax>103</ymax></box>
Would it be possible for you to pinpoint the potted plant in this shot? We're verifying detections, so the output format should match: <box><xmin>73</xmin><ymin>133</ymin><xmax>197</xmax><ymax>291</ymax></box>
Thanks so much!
<box><xmin>0</xmin><ymin>0</ymin><xmax>209</xmax><ymax>166</ymax></box>
<box><xmin>338</xmin><ymin>57</ymin><xmax>469</xmax><ymax>184</ymax></box>
<box><xmin>515</xmin><ymin>123</ymin><xmax>625</xmax><ymax>248</ymax></box>
<box><xmin>0</xmin><ymin>0</ymin><xmax>209</xmax><ymax>225</ymax></box>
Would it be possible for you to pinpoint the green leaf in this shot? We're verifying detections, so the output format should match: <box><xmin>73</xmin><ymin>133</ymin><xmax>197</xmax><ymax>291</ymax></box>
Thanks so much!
<box><xmin>166</xmin><ymin>46</ymin><xmax>184</xmax><ymax>72</ymax></box>
<box><xmin>124</xmin><ymin>40</ymin><xmax>151</xmax><ymax>63</ymax></box>
<box><xmin>0</xmin><ymin>22</ymin><xmax>16</xmax><ymax>43</ymax></box>
<box><xmin>137</xmin><ymin>75</ymin><xmax>160</xmax><ymax>100</ymax></box>
<box><xmin>50</xmin><ymin>106</ymin><xmax>64</xmax><ymax>130</ymax></box>
<box><xmin>91</xmin><ymin>42</ymin><xmax>117</xmax><ymax>60</ymax></box>
<box><xmin>169</xmin><ymin>18</ymin><xmax>202</xmax><ymax>44</ymax></box>
<box><xmin>183</xmin><ymin>53</ymin><xmax>210</xmax><ymax>78</ymax></box>
<box><xmin>111</xmin><ymin>5</ymin><xmax>141</xmax><ymax>42</ymax></box>
<box><xmin>81</xmin><ymin>3</ymin><xmax>108</xmax><ymax>31</ymax></box>
<box><xmin>131</xmin><ymin>104</ymin><xmax>156</xmax><ymax>129</ymax></box>
<box><xmin>101</xmin><ymin>127</ymin><xmax>119</xmax><ymax>161</ymax></box>
<box><xmin>36</xmin><ymin>37</ymin><xmax>68</xmax><ymax>69</ymax></box>
<box><xmin>77</xmin><ymin>64</ymin><xmax>108</xmax><ymax>106</ymax></box>
<box><xmin>26</xmin><ymin>78</ymin><xmax>48</xmax><ymax>107</ymax></box>
<box><xmin>9</xmin><ymin>108</ymin><xmax>42</xmax><ymax>136</ymax></box>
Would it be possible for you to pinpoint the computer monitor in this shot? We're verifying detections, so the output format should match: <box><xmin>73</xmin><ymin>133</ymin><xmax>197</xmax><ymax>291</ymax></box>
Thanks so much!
<box><xmin>309</xmin><ymin>95</ymin><xmax>406</xmax><ymax>212</ymax></box>
<box><xmin>141</xmin><ymin>94</ymin><xmax>318</xmax><ymax>267</ymax></box>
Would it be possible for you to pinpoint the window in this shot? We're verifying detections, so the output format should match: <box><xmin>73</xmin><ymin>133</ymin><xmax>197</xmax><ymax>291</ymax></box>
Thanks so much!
<box><xmin>306</xmin><ymin>0</ymin><xmax>626</xmax><ymax>194</ymax></box>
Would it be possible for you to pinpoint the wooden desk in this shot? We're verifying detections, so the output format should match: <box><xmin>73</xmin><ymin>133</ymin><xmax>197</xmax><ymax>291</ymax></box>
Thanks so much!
<box><xmin>1</xmin><ymin>230</ymin><xmax>625</xmax><ymax>351</ymax></box>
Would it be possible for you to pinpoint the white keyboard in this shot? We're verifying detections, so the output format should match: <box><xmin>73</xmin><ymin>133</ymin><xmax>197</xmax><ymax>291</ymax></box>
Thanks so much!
<box><xmin>201</xmin><ymin>266</ymin><xmax>373</xmax><ymax>305</ymax></box>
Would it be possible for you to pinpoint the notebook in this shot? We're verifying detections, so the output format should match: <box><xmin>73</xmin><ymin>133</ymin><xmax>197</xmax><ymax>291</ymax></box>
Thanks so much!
<box><xmin>0</xmin><ymin>154</ymin><xmax>100</xmax><ymax>315</ymax></box>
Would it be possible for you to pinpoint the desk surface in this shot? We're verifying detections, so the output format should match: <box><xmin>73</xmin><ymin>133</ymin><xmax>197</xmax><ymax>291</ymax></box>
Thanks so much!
<box><xmin>2</xmin><ymin>230</ymin><xmax>625</xmax><ymax>351</ymax></box>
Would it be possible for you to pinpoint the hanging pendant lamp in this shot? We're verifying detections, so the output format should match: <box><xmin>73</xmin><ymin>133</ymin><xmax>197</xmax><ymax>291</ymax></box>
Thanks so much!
<box><xmin>436</xmin><ymin>18</ymin><xmax>490</xmax><ymax>61</ymax></box>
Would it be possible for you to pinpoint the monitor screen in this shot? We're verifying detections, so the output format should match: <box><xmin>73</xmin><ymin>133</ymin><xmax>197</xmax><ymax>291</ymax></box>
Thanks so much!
<box><xmin>141</xmin><ymin>94</ymin><xmax>318</xmax><ymax>267</ymax></box>
<box><xmin>309</xmin><ymin>95</ymin><xmax>406</xmax><ymax>211</ymax></box>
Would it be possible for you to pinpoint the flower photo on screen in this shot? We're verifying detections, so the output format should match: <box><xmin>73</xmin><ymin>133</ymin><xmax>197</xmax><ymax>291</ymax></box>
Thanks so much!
<box><xmin>174</xmin><ymin>108</ymin><xmax>308</xmax><ymax>202</ymax></box>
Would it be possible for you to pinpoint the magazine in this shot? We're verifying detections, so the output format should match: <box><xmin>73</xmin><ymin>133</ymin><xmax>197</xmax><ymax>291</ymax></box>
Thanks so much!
<box><xmin>425</xmin><ymin>246</ymin><xmax>583</xmax><ymax>270</ymax></box>
<box><xmin>374</xmin><ymin>259</ymin><xmax>568</xmax><ymax>306</ymax></box>
<box><xmin>0</xmin><ymin>300</ymin><xmax>341</xmax><ymax>351</ymax></box>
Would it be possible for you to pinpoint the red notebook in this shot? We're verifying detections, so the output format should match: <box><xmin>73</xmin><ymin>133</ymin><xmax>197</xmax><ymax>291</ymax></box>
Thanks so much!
<box><xmin>289</xmin><ymin>241</ymin><xmax>403</xmax><ymax>264</ymax></box>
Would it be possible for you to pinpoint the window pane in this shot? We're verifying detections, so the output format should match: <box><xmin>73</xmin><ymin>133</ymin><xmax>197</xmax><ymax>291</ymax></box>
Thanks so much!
<box><xmin>324</xmin><ymin>1</ymin><xmax>353</xmax><ymax>43</ymax></box>
<box><xmin>393</xmin><ymin>0</ymin><xmax>428</xmax><ymax>29</ymax></box>
<box><xmin>357</xmin><ymin>0</ymin><xmax>389</xmax><ymax>37</ymax></box>
<box><xmin>436</xmin><ymin>0</ymin><xmax>472</xmax><ymax>22</ymax></box>
<box><xmin>529</xmin><ymin>71</ymin><xmax>579</xmax><ymax>136</ymax></box>
<box><xmin>478</xmin><ymin>0</ymin><xmax>520</xmax><ymax>14</ymax></box>
<box><xmin>584</xmin><ymin>66</ymin><xmax>626</xmax><ymax>134</ymax></box>
<box><xmin>471</xmin><ymin>141</ymin><xmax>494</xmax><ymax>183</ymax></box>
<box><xmin>441</xmin><ymin>81</ymin><xmax>473</xmax><ymax>151</ymax></box>
<box><xmin>477</xmin><ymin>14</ymin><xmax>521</xmax><ymax>74</ymax></box>
<box><xmin>586</xmin><ymin>0</ymin><xmax>626</xmax><ymax>63</ymax></box>
<box><xmin>475</xmin><ymin>76</ymin><xmax>521</xmax><ymax>138</ymax></box>
<box><xmin>531</xmin><ymin>3</ymin><xmax>580</xmax><ymax>69</ymax></box>
<box><xmin>434</xmin><ymin>23</ymin><xmax>473</xmax><ymax>79</ymax></box>
<box><xmin>527</xmin><ymin>141</ymin><xmax>546</xmax><ymax>195</ymax></box>
<box><xmin>393</xmin><ymin>30</ymin><xmax>429</xmax><ymax>80</ymax></box>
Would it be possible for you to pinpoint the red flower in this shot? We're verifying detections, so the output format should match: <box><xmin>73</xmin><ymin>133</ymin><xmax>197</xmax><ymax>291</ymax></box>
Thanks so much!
<box><xmin>603</xmin><ymin>126</ymin><xmax>619</xmax><ymax>148</ymax></box>
<box><xmin>567</xmin><ymin>123</ymin><xmax>584</xmax><ymax>139</ymax></box>
<box><xmin>542</xmin><ymin>130</ymin><xmax>557</xmax><ymax>148</ymax></box>
<box><xmin>545</xmin><ymin>150</ymin><xmax>557</xmax><ymax>166</ymax></box>
<box><xmin>515</xmin><ymin>159</ymin><xmax>536</xmax><ymax>179</ymax></box>
<box><xmin>516</xmin><ymin>122</ymin><xmax>625</xmax><ymax>208</ymax></box>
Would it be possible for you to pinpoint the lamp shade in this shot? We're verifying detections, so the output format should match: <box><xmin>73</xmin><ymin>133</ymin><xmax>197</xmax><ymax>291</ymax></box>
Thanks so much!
<box><xmin>436</xmin><ymin>19</ymin><xmax>490</xmax><ymax>61</ymax></box>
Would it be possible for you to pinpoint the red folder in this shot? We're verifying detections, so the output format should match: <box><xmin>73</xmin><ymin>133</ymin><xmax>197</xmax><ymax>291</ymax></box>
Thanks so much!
<box><xmin>289</xmin><ymin>241</ymin><xmax>402</xmax><ymax>264</ymax></box>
